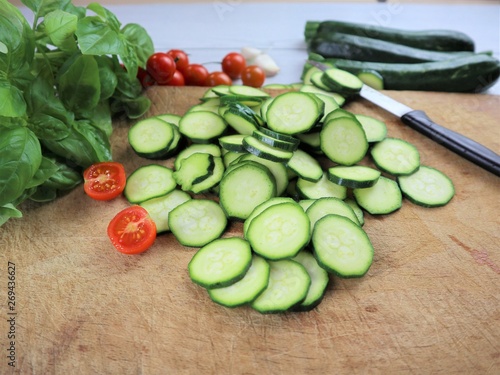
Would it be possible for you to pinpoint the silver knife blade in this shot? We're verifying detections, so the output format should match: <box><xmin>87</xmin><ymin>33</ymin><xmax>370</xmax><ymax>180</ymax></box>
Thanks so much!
<box><xmin>359</xmin><ymin>84</ymin><xmax>413</xmax><ymax>117</ymax></box>
<box><xmin>307</xmin><ymin>59</ymin><xmax>413</xmax><ymax>116</ymax></box>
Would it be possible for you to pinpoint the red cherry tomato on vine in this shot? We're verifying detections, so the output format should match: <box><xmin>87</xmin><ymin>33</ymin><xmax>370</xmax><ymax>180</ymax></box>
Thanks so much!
<box><xmin>146</xmin><ymin>52</ymin><xmax>176</xmax><ymax>84</ymax></box>
<box><xmin>221</xmin><ymin>52</ymin><xmax>246</xmax><ymax>79</ymax></box>
<box><xmin>166</xmin><ymin>49</ymin><xmax>189</xmax><ymax>74</ymax></box>
<box><xmin>107</xmin><ymin>206</ymin><xmax>157</xmax><ymax>255</ymax></box>
<box><xmin>137</xmin><ymin>67</ymin><xmax>156</xmax><ymax>88</ymax></box>
<box><xmin>83</xmin><ymin>162</ymin><xmax>126</xmax><ymax>201</ymax></box>
<box><xmin>205</xmin><ymin>71</ymin><xmax>233</xmax><ymax>86</ymax></box>
<box><xmin>241</xmin><ymin>65</ymin><xmax>266</xmax><ymax>87</ymax></box>
<box><xmin>161</xmin><ymin>70</ymin><xmax>185</xmax><ymax>86</ymax></box>
<box><xmin>183</xmin><ymin>64</ymin><xmax>209</xmax><ymax>86</ymax></box>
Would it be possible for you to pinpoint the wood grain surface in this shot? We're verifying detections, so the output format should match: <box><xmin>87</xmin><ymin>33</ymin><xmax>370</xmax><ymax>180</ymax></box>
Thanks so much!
<box><xmin>0</xmin><ymin>87</ymin><xmax>499</xmax><ymax>375</ymax></box>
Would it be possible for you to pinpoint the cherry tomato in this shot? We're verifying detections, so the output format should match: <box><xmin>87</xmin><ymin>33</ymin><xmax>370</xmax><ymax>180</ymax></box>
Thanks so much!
<box><xmin>166</xmin><ymin>49</ymin><xmax>189</xmax><ymax>74</ymax></box>
<box><xmin>164</xmin><ymin>70</ymin><xmax>185</xmax><ymax>86</ymax></box>
<box><xmin>107</xmin><ymin>206</ymin><xmax>157</xmax><ymax>255</ymax></box>
<box><xmin>183</xmin><ymin>64</ymin><xmax>209</xmax><ymax>86</ymax></box>
<box><xmin>146</xmin><ymin>52</ymin><xmax>176</xmax><ymax>84</ymax></box>
<box><xmin>241</xmin><ymin>65</ymin><xmax>266</xmax><ymax>87</ymax></box>
<box><xmin>137</xmin><ymin>66</ymin><xmax>156</xmax><ymax>88</ymax></box>
<box><xmin>221</xmin><ymin>52</ymin><xmax>246</xmax><ymax>79</ymax></box>
<box><xmin>83</xmin><ymin>162</ymin><xmax>126</xmax><ymax>201</ymax></box>
<box><xmin>205</xmin><ymin>71</ymin><xmax>233</xmax><ymax>86</ymax></box>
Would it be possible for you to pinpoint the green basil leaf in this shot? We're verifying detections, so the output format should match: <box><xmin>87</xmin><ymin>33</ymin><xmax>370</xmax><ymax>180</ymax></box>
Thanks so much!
<box><xmin>28</xmin><ymin>113</ymin><xmax>71</xmax><ymax>141</ymax></box>
<box><xmin>112</xmin><ymin>95</ymin><xmax>151</xmax><ymax>119</ymax></box>
<box><xmin>25</xmin><ymin>155</ymin><xmax>59</xmax><ymax>189</ymax></box>
<box><xmin>0</xmin><ymin>204</ymin><xmax>23</xmax><ymax>227</ymax></box>
<box><xmin>25</xmin><ymin>70</ymin><xmax>74</xmax><ymax>140</ymax></box>
<box><xmin>58</xmin><ymin>54</ymin><xmax>100</xmax><ymax>116</ymax></box>
<box><xmin>42</xmin><ymin>157</ymin><xmax>82</xmax><ymax>190</ymax></box>
<box><xmin>119</xmin><ymin>39</ymin><xmax>139</xmax><ymax>79</ymax></box>
<box><xmin>42</xmin><ymin>120</ymin><xmax>111</xmax><ymax>168</ymax></box>
<box><xmin>86</xmin><ymin>2</ymin><xmax>121</xmax><ymax>32</ymax></box>
<box><xmin>75</xmin><ymin>16</ymin><xmax>124</xmax><ymax>56</ymax></box>
<box><xmin>29</xmin><ymin>185</ymin><xmax>58</xmax><ymax>202</ymax></box>
<box><xmin>0</xmin><ymin>127</ymin><xmax>42</xmax><ymax>207</ymax></box>
<box><xmin>81</xmin><ymin>101</ymin><xmax>113</xmax><ymax>138</ymax></box>
<box><xmin>21</xmin><ymin>0</ymin><xmax>71</xmax><ymax>18</ymax></box>
<box><xmin>74</xmin><ymin>119</ymin><xmax>112</xmax><ymax>162</ymax></box>
<box><xmin>0</xmin><ymin>1</ymin><xmax>35</xmax><ymax>71</ymax></box>
<box><xmin>0</xmin><ymin>79</ymin><xmax>27</xmax><ymax>117</ymax></box>
<box><xmin>121</xmin><ymin>23</ymin><xmax>154</xmax><ymax>68</ymax></box>
<box><xmin>95</xmin><ymin>55</ymin><xmax>117</xmax><ymax>100</ymax></box>
<box><xmin>43</xmin><ymin>9</ymin><xmax>78</xmax><ymax>52</ymax></box>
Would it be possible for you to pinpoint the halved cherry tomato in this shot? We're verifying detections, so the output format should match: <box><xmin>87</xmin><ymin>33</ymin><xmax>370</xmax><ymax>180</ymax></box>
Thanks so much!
<box><xmin>183</xmin><ymin>64</ymin><xmax>209</xmax><ymax>86</ymax></box>
<box><xmin>166</xmin><ymin>49</ymin><xmax>189</xmax><ymax>74</ymax></box>
<box><xmin>205</xmin><ymin>71</ymin><xmax>233</xmax><ymax>86</ymax></box>
<box><xmin>221</xmin><ymin>52</ymin><xmax>246</xmax><ymax>79</ymax></box>
<box><xmin>241</xmin><ymin>65</ymin><xmax>266</xmax><ymax>87</ymax></box>
<box><xmin>107</xmin><ymin>206</ymin><xmax>157</xmax><ymax>255</ymax></box>
<box><xmin>146</xmin><ymin>52</ymin><xmax>176</xmax><ymax>84</ymax></box>
<box><xmin>164</xmin><ymin>70</ymin><xmax>185</xmax><ymax>86</ymax></box>
<box><xmin>83</xmin><ymin>162</ymin><xmax>126</xmax><ymax>201</ymax></box>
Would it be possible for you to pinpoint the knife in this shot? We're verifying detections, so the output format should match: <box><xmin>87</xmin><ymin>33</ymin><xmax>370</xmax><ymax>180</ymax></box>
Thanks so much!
<box><xmin>307</xmin><ymin>60</ymin><xmax>500</xmax><ymax>177</ymax></box>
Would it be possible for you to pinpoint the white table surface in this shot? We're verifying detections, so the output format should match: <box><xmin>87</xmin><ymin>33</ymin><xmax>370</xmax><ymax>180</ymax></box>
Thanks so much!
<box><xmin>19</xmin><ymin>2</ymin><xmax>500</xmax><ymax>95</ymax></box>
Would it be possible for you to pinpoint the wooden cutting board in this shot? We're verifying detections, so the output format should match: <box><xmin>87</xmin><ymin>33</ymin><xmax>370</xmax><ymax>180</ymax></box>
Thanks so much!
<box><xmin>1</xmin><ymin>87</ymin><xmax>499</xmax><ymax>375</ymax></box>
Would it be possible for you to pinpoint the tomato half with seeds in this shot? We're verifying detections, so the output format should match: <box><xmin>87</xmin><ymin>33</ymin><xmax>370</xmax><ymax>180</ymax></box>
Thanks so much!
<box><xmin>83</xmin><ymin>162</ymin><xmax>126</xmax><ymax>201</ymax></box>
<box><xmin>107</xmin><ymin>206</ymin><xmax>157</xmax><ymax>255</ymax></box>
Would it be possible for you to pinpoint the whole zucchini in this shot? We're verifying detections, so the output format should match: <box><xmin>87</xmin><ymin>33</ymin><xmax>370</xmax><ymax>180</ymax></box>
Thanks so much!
<box><xmin>313</xmin><ymin>54</ymin><xmax>500</xmax><ymax>92</ymax></box>
<box><xmin>309</xmin><ymin>32</ymin><xmax>475</xmax><ymax>63</ymax></box>
<box><xmin>307</xmin><ymin>20</ymin><xmax>475</xmax><ymax>52</ymax></box>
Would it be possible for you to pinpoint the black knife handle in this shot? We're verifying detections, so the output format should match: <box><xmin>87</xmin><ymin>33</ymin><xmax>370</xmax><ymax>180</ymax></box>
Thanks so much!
<box><xmin>401</xmin><ymin>110</ymin><xmax>500</xmax><ymax>177</ymax></box>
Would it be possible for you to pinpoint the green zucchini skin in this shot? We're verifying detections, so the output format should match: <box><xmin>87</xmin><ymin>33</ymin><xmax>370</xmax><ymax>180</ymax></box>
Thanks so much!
<box><xmin>318</xmin><ymin>54</ymin><xmax>500</xmax><ymax>92</ymax></box>
<box><xmin>309</xmin><ymin>33</ymin><xmax>474</xmax><ymax>63</ymax></box>
<box><xmin>309</xmin><ymin>20</ymin><xmax>475</xmax><ymax>52</ymax></box>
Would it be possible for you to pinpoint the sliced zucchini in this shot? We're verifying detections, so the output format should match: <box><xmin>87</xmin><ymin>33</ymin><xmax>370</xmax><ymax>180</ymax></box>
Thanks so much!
<box><xmin>190</xmin><ymin>156</ymin><xmax>225</xmax><ymax>194</ymax></box>
<box><xmin>218</xmin><ymin>161</ymin><xmax>276</xmax><ymax>220</ymax></box>
<box><xmin>266</xmin><ymin>92</ymin><xmax>322</xmax><ymax>135</ymax></box>
<box><xmin>398</xmin><ymin>165</ymin><xmax>455</xmax><ymax>207</ymax></box>
<box><xmin>292</xmin><ymin>250</ymin><xmax>330</xmax><ymax>311</ymax></box>
<box><xmin>242</xmin><ymin>136</ymin><xmax>294</xmax><ymax>163</ymax></box>
<box><xmin>312</xmin><ymin>214</ymin><xmax>374</xmax><ymax>278</ymax></box>
<box><xmin>320</xmin><ymin>116</ymin><xmax>368</xmax><ymax>166</ymax></box>
<box><xmin>128</xmin><ymin>117</ymin><xmax>175</xmax><ymax>159</ymax></box>
<box><xmin>246</xmin><ymin>201</ymin><xmax>311</xmax><ymax>260</ymax></box>
<box><xmin>306</xmin><ymin>197</ymin><xmax>360</xmax><ymax>232</ymax></box>
<box><xmin>371</xmin><ymin>137</ymin><xmax>420</xmax><ymax>176</ymax></box>
<box><xmin>252</xmin><ymin>129</ymin><xmax>299</xmax><ymax>152</ymax></box>
<box><xmin>169</xmin><ymin>199</ymin><xmax>228</xmax><ymax>247</ymax></box>
<box><xmin>354</xmin><ymin>114</ymin><xmax>387</xmax><ymax>143</ymax></box>
<box><xmin>251</xmin><ymin>259</ymin><xmax>311</xmax><ymax>313</ymax></box>
<box><xmin>296</xmin><ymin>173</ymin><xmax>347</xmax><ymax>200</ymax></box>
<box><xmin>353</xmin><ymin>176</ymin><xmax>402</xmax><ymax>215</ymax></box>
<box><xmin>173</xmin><ymin>152</ymin><xmax>215</xmax><ymax>192</ymax></box>
<box><xmin>179</xmin><ymin>111</ymin><xmax>227</xmax><ymax>143</ymax></box>
<box><xmin>218</xmin><ymin>134</ymin><xmax>247</xmax><ymax>153</ymax></box>
<box><xmin>208</xmin><ymin>254</ymin><xmax>270</xmax><ymax>308</ymax></box>
<box><xmin>139</xmin><ymin>189</ymin><xmax>192</xmax><ymax>233</ymax></box>
<box><xmin>287</xmin><ymin>148</ymin><xmax>323</xmax><ymax>182</ymax></box>
<box><xmin>321</xmin><ymin>68</ymin><xmax>364</xmax><ymax>95</ymax></box>
<box><xmin>124</xmin><ymin>164</ymin><xmax>177</xmax><ymax>204</ymax></box>
<box><xmin>327</xmin><ymin>165</ymin><xmax>381</xmax><ymax>189</ymax></box>
<box><xmin>188</xmin><ymin>237</ymin><xmax>252</xmax><ymax>288</ymax></box>
<box><xmin>223</xmin><ymin>102</ymin><xmax>260</xmax><ymax>135</ymax></box>
<box><xmin>174</xmin><ymin>143</ymin><xmax>221</xmax><ymax>171</ymax></box>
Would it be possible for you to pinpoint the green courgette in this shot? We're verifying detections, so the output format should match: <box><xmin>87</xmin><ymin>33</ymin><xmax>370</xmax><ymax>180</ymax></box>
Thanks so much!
<box><xmin>309</xmin><ymin>33</ymin><xmax>475</xmax><ymax>63</ymax></box>
<box><xmin>305</xmin><ymin>20</ymin><xmax>475</xmax><ymax>52</ymax></box>
<box><xmin>311</xmin><ymin>53</ymin><xmax>500</xmax><ymax>92</ymax></box>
